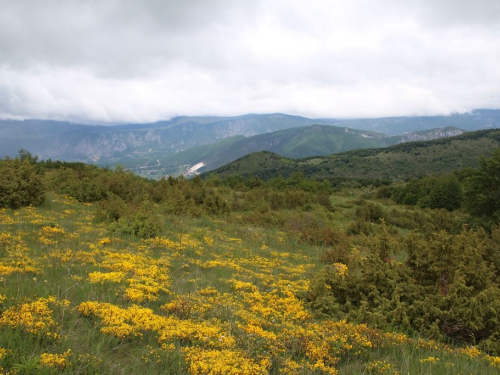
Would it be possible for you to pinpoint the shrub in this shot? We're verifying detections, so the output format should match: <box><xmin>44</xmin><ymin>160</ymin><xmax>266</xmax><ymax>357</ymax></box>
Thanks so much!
<box><xmin>375</xmin><ymin>185</ymin><xmax>392</xmax><ymax>199</ymax></box>
<box><xmin>203</xmin><ymin>193</ymin><xmax>230</xmax><ymax>215</ymax></box>
<box><xmin>320</xmin><ymin>241</ymin><xmax>351</xmax><ymax>264</ymax></box>
<box><xmin>355</xmin><ymin>202</ymin><xmax>386</xmax><ymax>223</ymax></box>
<box><xmin>346</xmin><ymin>217</ymin><xmax>374</xmax><ymax>235</ymax></box>
<box><xmin>286</xmin><ymin>212</ymin><xmax>345</xmax><ymax>247</ymax></box>
<box><xmin>0</xmin><ymin>157</ymin><xmax>45</xmax><ymax>209</ymax></box>
<box><xmin>109</xmin><ymin>201</ymin><xmax>163</xmax><ymax>239</ymax></box>
<box><xmin>427</xmin><ymin>174</ymin><xmax>462</xmax><ymax>210</ymax></box>
<box><xmin>463</xmin><ymin>148</ymin><xmax>500</xmax><ymax>227</ymax></box>
<box><xmin>112</xmin><ymin>211</ymin><xmax>162</xmax><ymax>239</ymax></box>
<box><xmin>308</xmin><ymin>226</ymin><xmax>500</xmax><ymax>352</ymax></box>
<box><xmin>94</xmin><ymin>195</ymin><xmax>128</xmax><ymax>222</ymax></box>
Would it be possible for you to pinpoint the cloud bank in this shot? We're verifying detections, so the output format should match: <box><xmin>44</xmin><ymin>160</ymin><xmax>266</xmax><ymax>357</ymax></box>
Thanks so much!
<box><xmin>0</xmin><ymin>0</ymin><xmax>499</xmax><ymax>123</ymax></box>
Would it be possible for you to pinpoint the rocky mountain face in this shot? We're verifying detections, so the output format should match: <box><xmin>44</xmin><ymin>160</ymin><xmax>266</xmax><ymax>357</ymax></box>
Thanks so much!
<box><xmin>396</xmin><ymin>127</ymin><xmax>465</xmax><ymax>143</ymax></box>
<box><xmin>49</xmin><ymin>130</ymin><xmax>163</xmax><ymax>159</ymax></box>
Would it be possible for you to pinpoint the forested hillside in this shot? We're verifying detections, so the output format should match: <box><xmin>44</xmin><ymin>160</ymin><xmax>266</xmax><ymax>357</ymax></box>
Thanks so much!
<box><xmin>208</xmin><ymin>128</ymin><xmax>500</xmax><ymax>182</ymax></box>
<box><xmin>158</xmin><ymin>125</ymin><xmax>464</xmax><ymax>176</ymax></box>
<box><xmin>0</xmin><ymin>149</ymin><xmax>500</xmax><ymax>374</ymax></box>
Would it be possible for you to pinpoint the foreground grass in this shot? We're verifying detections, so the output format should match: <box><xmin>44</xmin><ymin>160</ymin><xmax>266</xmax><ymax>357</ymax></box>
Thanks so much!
<box><xmin>0</xmin><ymin>195</ymin><xmax>499</xmax><ymax>374</ymax></box>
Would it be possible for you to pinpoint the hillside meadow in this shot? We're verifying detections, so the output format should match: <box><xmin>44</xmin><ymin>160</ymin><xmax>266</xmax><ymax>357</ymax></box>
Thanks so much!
<box><xmin>1</xmin><ymin>150</ymin><xmax>500</xmax><ymax>374</ymax></box>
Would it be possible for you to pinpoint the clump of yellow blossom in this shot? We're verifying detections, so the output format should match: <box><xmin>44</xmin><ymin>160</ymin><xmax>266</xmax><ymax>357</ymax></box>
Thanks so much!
<box><xmin>366</xmin><ymin>360</ymin><xmax>399</xmax><ymax>374</ymax></box>
<box><xmin>0</xmin><ymin>347</ymin><xmax>12</xmax><ymax>373</ymax></box>
<box><xmin>88</xmin><ymin>271</ymin><xmax>126</xmax><ymax>284</ymax></box>
<box><xmin>183</xmin><ymin>348</ymin><xmax>270</xmax><ymax>375</ymax></box>
<box><xmin>419</xmin><ymin>356</ymin><xmax>440</xmax><ymax>363</ymax></box>
<box><xmin>97</xmin><ymin>237</ymin><xmax>112</xmax><ymax>246</ymax></box>
<box><xmin>333</xmin><ymin>262</ymin><xmax>348</xmax><ymax>277</ymax></box>
<box><xmin>0</xmin><ymin>297</ymin><xmax>68</xmax><ymax>339</ymax></box>
<box><xmin>483</xmin><ymin>355</ymin><xmax>500</xmax><ymax>369</ymax></box>
<box><xmin>0</xmin><ymin>348</ymin><xmax>12</xmax><ymax>359</ymax></box>
<box><xmin>40</xmin><ymin>349</ymin><xmax>72</xmax><ymax>369</ymax></box>
<box><xmin>38</xmin><ymin>225</ymin><xmax>65</xmax><ymax>245</ymax></box>
<box><xmin>456</xmin><ymin>345</ymin><xmax>482</xmax><ymax>359</ymax></box>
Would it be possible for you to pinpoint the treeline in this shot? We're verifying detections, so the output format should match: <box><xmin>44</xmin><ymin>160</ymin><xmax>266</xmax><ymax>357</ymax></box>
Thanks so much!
<box><xmin>2</xmin><ymin>148</ymin><xmax>500</xmax><ymax>228</ymax></box>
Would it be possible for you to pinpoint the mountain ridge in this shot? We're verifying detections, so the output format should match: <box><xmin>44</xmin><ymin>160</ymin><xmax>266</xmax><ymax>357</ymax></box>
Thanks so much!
<box><xmin>204</xmin><ymin>128</ymin><xmax>500</xmax><ymax>182</ymax></box>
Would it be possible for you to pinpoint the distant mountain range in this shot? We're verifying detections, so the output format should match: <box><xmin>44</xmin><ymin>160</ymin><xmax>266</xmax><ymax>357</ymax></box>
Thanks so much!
<box><xmin>0</xmin><ymin>109</ymin><xmax>498</xmax><ymax>178</ymax></box>
<box><xmin>324</xmin><ymin>109</ymin><xmax>500</xmax><ymax>134</ymax></box>
<box><xmin>0</xmin><ymin>114</ymin><xmax>335</xmax><ymax>165</ymax></box>
<box><xmin>204</xmin><ymin>129</ymin><xmax>500</xmax><ymax>182</ymax></box>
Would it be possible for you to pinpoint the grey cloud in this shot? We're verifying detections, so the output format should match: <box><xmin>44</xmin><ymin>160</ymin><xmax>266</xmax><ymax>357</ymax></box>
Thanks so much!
<box><xmin>415</xmin><ymin>0</ymin><xmax>500</xmax><ymax>26</ymax></box>
<box><xmin>0</xmin><ymin>0</ymin><xmax>499</xmax><ymax>123</ymax></box>
<box><xmin>0</xmin><ymin>0</ymin><xmax>259</xmax><ymax>74</ymax></box>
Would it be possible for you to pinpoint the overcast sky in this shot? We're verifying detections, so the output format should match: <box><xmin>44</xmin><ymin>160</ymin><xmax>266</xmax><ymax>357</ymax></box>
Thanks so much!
<box><xmin>0</xmin><ymin>0</ymin><xmax>499</xmax><ymax>124</ymax></box>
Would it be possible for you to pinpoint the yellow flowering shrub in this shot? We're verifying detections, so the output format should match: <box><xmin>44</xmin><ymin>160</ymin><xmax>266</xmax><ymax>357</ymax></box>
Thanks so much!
<box><xmin>0</xmin><ymin>297</ymin><xmax>67</xmax><ymax>339</ymax></box>
<box><xmin>77</xmin><ymin>301</ymin><xmax>234</xmax><ymax>349</ymax></box>
<box><xmin>146</xmin><ymin>234</ymin><xmax>203</xmax><ymax>252</ymax></box>
<box><xmin>0</xmin><ymin>233</ymin><xmax>40</xmax><ymax>275</ymax></box>
<box><xmin>38</xmin><ymin>225</ymin><xmax>66</xmax><ymax>245</ymax></box>
<box><xmin>483</xmin><ymin>355</ymin><xmax>500</xmax><ymax>369</ymax></box>
<box><xmin>183</xmin><ymin>348</ymin><xmax>270</xmax><ymax>375</ymax></box>
<box><xmin>49</xmin><ymin>248</ymin><xmax>99</xmax><ymax>265</ymax></box>
<box><xmin>0</xmin><ymin>348</ymin><xmax>11</xmax><ymax>359</ymax></box>
<box><xmin>97</xmin><ymin>237</ymin><xmax>112</xmax><ymax>246</ymax></box>
<box><xmin>0</xmin><ymin>232</ymin><xmax>12</xmax><ymax>248</ymax></box>
<box><xmin>366</xmin><ymin>360</ymin><xmax>399</xmax><ymax>374</ymax></box>
<box><xmin>88</xmin><ymin>271</ymin><xmax>126</xmax><ymax>283</ymax></box>
<box><xmin>333</xmin><ymin>262</ymin><xmax>348</xmax><ymax>277</ymax></box>
<box><xmin>456</xmin><ymin>345</ymin><xmax>482</xmax><ymax>359</ymax></box>
<box><xmin>0</xmin><ymin>347</ymin><xmax>12</xmax><ymax>373</ymax></box>
<box><xmin>40</xmin><ymin>349</ymin><xmax>72</xmax><ymax>369</ymax></box>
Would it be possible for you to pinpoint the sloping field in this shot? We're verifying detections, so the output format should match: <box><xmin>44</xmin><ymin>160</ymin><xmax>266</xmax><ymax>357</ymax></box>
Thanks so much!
<box><xmin>1</xmin><ymin>195</ymin><xmax>499</xmax><ymax>374</ymax></box>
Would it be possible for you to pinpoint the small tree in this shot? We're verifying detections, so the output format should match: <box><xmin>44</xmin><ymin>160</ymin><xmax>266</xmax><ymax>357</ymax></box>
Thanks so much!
<box><xmin>0</xmin><ymin>157</ymin><xmax>45</xmax><ymax>209</ymax></box>
<box><xmin>463</xmin><ymin>148</ymin><xmax>500</xmax><ymax>226</ymax></box>
<box><xmin>427</xmin><ymin>174</ymin><xmax>462</xmax><ymax>211</ymax></box>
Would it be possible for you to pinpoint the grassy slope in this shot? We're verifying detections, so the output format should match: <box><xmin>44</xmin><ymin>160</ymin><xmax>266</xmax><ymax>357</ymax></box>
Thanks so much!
<box><xmin>1</xmin><ymin>191</ymin><xmax>500</xmax><ymax>374</ymax></box>
<box><xmin>207</xmin><ymin>129</ymin><xmax>500</xmax><ymax>181</ymax></box>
